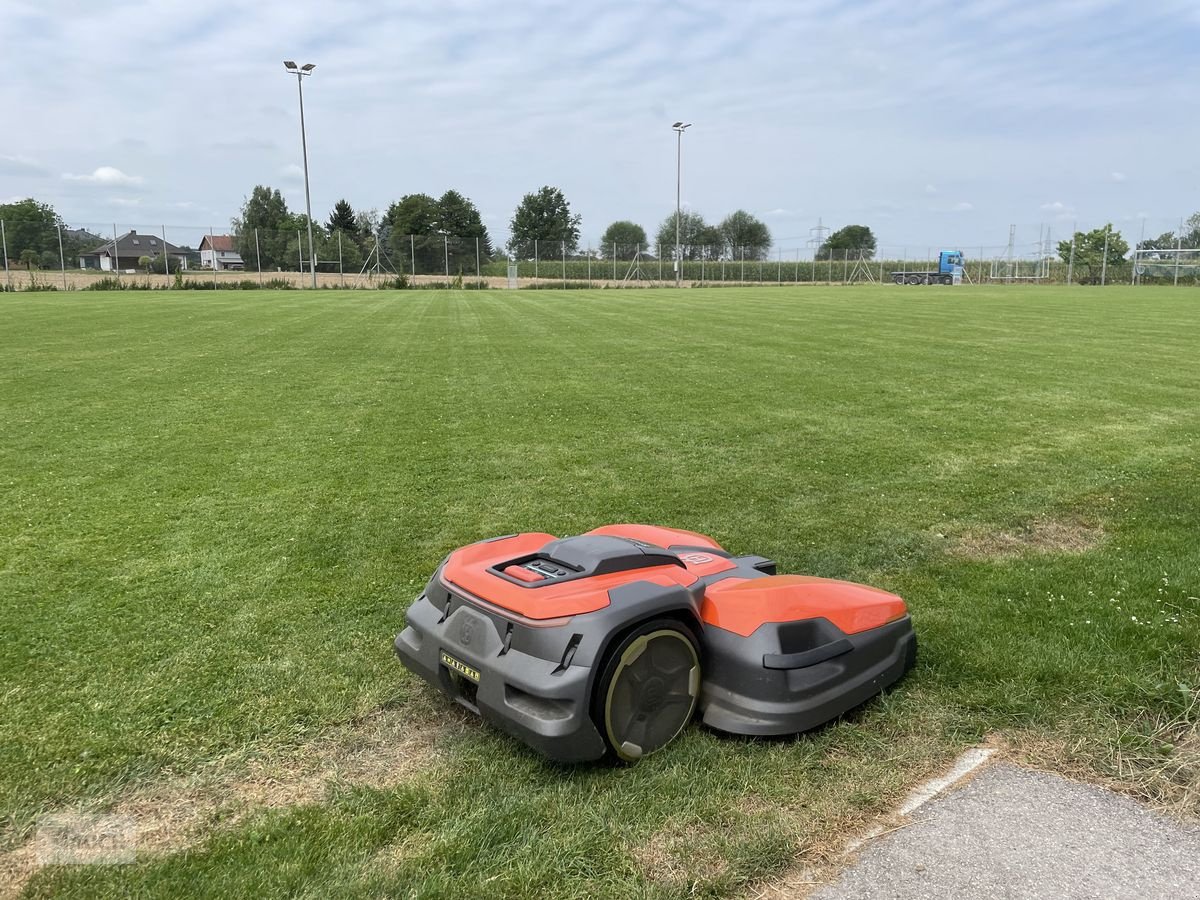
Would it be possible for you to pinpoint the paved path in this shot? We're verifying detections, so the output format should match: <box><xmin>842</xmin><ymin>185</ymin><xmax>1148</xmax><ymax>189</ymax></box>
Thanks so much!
<box><xmin>813</xmin><ymin>762</ymin><xmax>1200</xmax><ymax>900</ymax></box>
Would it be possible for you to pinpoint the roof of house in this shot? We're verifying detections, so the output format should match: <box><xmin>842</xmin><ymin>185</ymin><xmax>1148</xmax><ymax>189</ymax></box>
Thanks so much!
<box><xmin>199</xmin><ymin>234</ymin><xmax>238</xmax><ymax>253</ymax></box>
<box><xmin>81</xmin><ymin>230</ymin><xmax>184</xmax><ymax>257</ymax></box>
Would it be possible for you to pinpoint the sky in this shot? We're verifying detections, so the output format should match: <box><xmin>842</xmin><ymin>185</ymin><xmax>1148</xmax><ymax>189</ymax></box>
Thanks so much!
<box><xmin>1</xmin><ymin>0</ymin><xmax>1197</xmax><ymax>257</ymax></box>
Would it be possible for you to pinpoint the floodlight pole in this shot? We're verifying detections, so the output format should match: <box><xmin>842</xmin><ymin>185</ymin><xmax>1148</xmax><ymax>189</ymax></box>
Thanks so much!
<box><xmin>285</xmin><ymin>61</ymin><xmax>318</xmax><ymax>289</ymax></box>
<box><xmin>672</xmin><ymin>122</ymin><xmax>691</xmax><ymax>287</ymax></box>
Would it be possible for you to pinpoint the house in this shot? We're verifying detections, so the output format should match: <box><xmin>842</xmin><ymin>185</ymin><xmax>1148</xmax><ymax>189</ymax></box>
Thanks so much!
<box><xmin>198</xmin><ymin>234</ymin><xmax>244</xmax><ymax>271</ymax></box>
<box><xmin>78</xmin><ymin>230</ymin><xmax>188</xmax><ymax>271</ymax></box>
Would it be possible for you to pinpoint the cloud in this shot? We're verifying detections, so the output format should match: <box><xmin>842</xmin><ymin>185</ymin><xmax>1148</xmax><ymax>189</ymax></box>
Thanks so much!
<box><xmin>0</xmin><ymin>155</ymin><xmax>48</xmax><ymax>177</ymax></box>
<box><xmin>279</xmin><ymin>163</ymin><xmax>304</xmax><ymax>181</ymax></box>
<box><xmin>762</xmin><ymin>208</ymin><xmax>798</xmax><ymax>218</ymax></box>
<box><xmin>952</xmin><ymin>201</ymin><xmax>973</xmax><ymax>212</ymax></box>
<box><xmin>1110</xmin><ymin>171</ymin><xmax>1127</xmax><ymax>182</ymax></box>
<box><xmin>924</xmin><ymin>184</ymin><xmax>938</xmax><ymax>195</ymax></box>
<box><xmin>62</xmin><ymin>166</ymin><xmax>144</xmax><ymax>187</ymax></box>
<box><xmin>1040</xmin><ymin>200</ymin><xmax>1077</xmax><ymax>221</ymax></box>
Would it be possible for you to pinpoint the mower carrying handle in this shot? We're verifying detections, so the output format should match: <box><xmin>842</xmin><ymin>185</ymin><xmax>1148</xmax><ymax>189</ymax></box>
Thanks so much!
<box><xmin>762</xmin><ymin>638</ymin><xmax>853</xmax><ymax>670</ymax></box>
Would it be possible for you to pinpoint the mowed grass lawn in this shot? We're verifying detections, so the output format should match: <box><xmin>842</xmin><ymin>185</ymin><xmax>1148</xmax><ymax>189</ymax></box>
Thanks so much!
<box><xmin>1</xmin><ymin>286</ymin><xmax>1197</xmax><ymax>898</ymax></box>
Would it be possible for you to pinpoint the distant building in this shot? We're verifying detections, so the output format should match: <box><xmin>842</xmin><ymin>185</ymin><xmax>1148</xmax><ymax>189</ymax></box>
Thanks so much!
<box><xmin>198</xmin><ymin>234</ymin><xmax>244</xmax><ymax>271</ymax></box>
<box><xmin>78</xmin><ymin>230</ymin><xmax>188</xmax><ymax>271</ymax></box>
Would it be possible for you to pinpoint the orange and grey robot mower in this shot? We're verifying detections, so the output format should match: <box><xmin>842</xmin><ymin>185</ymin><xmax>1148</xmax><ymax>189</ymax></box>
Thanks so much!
<box><xmin>395</xmin><ymin>525</ymin><xmax>916</xmax><ymax>763</ymax></box>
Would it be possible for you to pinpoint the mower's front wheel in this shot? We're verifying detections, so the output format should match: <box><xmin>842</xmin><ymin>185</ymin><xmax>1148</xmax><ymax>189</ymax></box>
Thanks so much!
<box><xmin>594</xmin><ymin>620</ymin><xmax>701</xmax><ymax>763</ymax></box>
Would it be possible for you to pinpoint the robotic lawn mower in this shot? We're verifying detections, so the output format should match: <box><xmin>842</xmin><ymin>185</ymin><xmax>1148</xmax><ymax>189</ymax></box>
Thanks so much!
<box><xmin>395</xmin><ymin>525</ymin><xmax>916</xmax><ymax>763</ymax></box>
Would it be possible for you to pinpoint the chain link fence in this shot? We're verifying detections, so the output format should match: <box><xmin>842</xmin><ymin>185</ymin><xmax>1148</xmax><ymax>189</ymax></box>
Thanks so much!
<box><xmin>1</xmin><ymin>218</ymin><xmax>1197</xmax><ymax>290</ymax></box>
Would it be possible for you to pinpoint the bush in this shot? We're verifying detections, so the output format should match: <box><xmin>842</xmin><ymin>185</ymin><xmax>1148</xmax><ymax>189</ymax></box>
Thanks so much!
<box><xmin>521</xmin><ymin>281</ymin><xmax>594</xmax><ymax>290</ymax></box>
<box><xmin>84</xmin><ymin>277</ymin><xmax>140</xmax><ymax>291</ymax></box>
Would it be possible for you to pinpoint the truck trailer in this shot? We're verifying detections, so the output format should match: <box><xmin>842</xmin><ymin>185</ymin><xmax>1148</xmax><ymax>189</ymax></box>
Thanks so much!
<box><xmin>891</xmin><ymin>250</ymin><xmax>964</xmax><ymax>285</ymax></box>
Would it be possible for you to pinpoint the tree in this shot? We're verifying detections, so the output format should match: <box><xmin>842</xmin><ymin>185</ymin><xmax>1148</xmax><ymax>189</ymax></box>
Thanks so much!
<box><xmin>1138</xmin><ymin>231</ymin><xmax>1179</xmax><ymax>252</ymax></box>
<box><xmin>600</xmin><ymin>221</ymin><xmax>648</xmax><ymax>259</ymax></box>
<box><xmin>137</xmin><ymin>255</ymin><xmax>152</xmax><ymax>274</ymax></box>
<box><xmin>383</xmin><ymin>194</ymin><xmax>442</xmax><ymax>273</ymax></box>
<box><xmin>149</xmin><ymin>252</ymin><xmax>179</xmax><ymax>274</ymax></box>
<box><xmin>436</xmin><ymin>190</ymin><xmax>493</xmax><ymax>259</ymax></box>
<box><xmin>0</xmin><ymin>198</ymin><xmax>65</xmax><ymax>264</ymax></box>
<box><xmin>720</xmin><ymin>210</ymin><xmax>772</xmax><ymax>261</ymax></box>
<box><xmin>232</xmin><ymin>186</ymin><xmax>294</xmax><ymax>271</ymax></box>
<box><xmin>818</xmin><ymin>225</ymin><xmax>877</xmax><ymax>260</ymax></box>
<box><xmin>654</xmin><ymin>210</ymin><xmax>709</xmax><ymax>261</ymax></box>
<box><xmin>19</xmin><ymin>249</ymin><xmax>39</xmax><ymax>269</ymax></box>
<box><xmin>694</xmin><ymin>225</ymin><xmax>725</xmax><ymax>260</ymax></box>
<box><xmin>354</xmin><ymin>208</ymin><xmax>379</xmax><ymax>238</ymax></box>
<box><xmin>327</xmin><ymin>199</ymin><xmax>358</xmax><ymax>237</ymax></box>
<box><xmin>1057</xmin><ymin>224</ymin><xmax>1128</xmax><ymax>283</ymax></box>
<box><xmin>507</xmin><ymin>186</ymin><xmax>581</xmax><ymax>259</ymax></box>
<box><xmin>1184</xmin><ymin>212</ymin><xmax>1200</xmax><ymax>248</ymax></box>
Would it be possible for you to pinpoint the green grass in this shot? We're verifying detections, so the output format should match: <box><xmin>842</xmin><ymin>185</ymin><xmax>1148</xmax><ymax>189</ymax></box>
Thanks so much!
<box><xmin>2</xmin><ymin>286</ymin><xmax>1198</xmax><ymax>898</ymax></box>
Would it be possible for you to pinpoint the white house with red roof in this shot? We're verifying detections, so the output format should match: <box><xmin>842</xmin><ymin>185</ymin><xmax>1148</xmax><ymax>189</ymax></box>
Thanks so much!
<box><xmin>198</xmin><ymin>234</ymin><xmax>244</xmax><ymax>271</ymax></box>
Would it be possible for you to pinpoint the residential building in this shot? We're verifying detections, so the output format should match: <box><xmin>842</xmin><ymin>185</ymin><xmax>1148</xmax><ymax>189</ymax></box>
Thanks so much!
<box><xmin>78</xmin><ymin>230</ymin><xmax>188</xmax><ymax>271</ymax></box>
<box><xmin>199</xmin><ymin>234</ymin><xmax>244</xmax><ymax>271</ymax></box>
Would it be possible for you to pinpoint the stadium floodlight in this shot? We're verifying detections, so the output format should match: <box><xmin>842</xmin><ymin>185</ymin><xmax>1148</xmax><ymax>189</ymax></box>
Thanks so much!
<box><xmin>282</xmin><ymin>61</ymin><xmax>318</xmax><ymax>288</ymax></box>
<box><xmin>672</xmin><ymin>122</ymin><xmax>692</xmax><ymax>287</ymax></box>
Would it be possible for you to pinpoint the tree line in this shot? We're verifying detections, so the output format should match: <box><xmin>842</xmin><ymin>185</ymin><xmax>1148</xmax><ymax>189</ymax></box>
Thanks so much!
<box><xmin>230</xmin><ymin>185</ymin><xmax>795</xmax><ymax>268</ymax></box>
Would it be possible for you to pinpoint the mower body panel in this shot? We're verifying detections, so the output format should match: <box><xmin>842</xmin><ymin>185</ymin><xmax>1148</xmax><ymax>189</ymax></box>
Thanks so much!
<box><xmin>394</xmin><ymin>526</ymin><xmax>917</xmax><ymax>762</ymax></box>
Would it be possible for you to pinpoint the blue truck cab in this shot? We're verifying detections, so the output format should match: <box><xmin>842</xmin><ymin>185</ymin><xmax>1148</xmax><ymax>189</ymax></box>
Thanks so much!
<box><xmin>938</xmin><ymin>250</ymin><xmax>964</xmax><ymax>274</ymax></box>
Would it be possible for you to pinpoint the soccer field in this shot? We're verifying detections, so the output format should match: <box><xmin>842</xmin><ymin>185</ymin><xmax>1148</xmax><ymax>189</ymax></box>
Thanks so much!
<box><xmin>2</xmin><ymin>286</ymin><xmax>1197</xmax><ymax>897</ymax></box>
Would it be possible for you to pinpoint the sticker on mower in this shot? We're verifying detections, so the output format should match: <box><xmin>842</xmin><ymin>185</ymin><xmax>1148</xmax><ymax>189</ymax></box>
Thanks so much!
<box><xmin>440</xmin><ymin>650</ymin><xmax>480</xmax><ymax>683</ymax></box>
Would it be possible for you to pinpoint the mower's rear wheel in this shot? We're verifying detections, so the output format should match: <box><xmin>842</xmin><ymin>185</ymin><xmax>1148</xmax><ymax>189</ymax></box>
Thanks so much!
<box><xmin>595</xmin><ymin>620</ymin><xmax>700</xmax><ymax>763</ymax></box>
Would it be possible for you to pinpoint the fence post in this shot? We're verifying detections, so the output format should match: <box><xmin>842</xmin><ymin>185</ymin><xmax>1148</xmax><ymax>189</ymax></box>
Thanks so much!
<box><xmin>562</xmin><ymin>240</ymin><xmax>566</xmax><ymax>287</ymax></box>
<box><xmin>1066</xmin><ymin>225</ymin><xmax>1076</xmax><ymax>285</ymax></box>
<box><xmin>1</xmin><ymin>220</ymin><xmax>8</xmax><ymax>290</ymax></box>
<box><xmin>255</xmin><ymin>228</ymin><xmax>262</xmax><ymax>284</ymax></box>
<box><xmin>212</xmin><ymin>228</ymin><xmax>218</xmax><ymax>288</ymax></box>
<box><xmin>160</xmin><ymin>225</ymin><xmax>169</xmax><ymax>288</ymax></box>
<box><xmin>1175</xmin><ymin>219</ymin><xmax>1184</xmax><ymax>286</ymax></box>
<box><xmin>476</xmin><ymin>237</ymin><xmax>481</xmax><ymax>282</ymax></box>
<box><xmin>112</xmin><ymin>224</ymin><xmax>120</xmax><ymax>284</ymax></box>
<box><xmin>1100</xmin><ymin>227</ymin><xmax>1109</xmax><ymax>286</ymax></box>
<box><xmin>612</xmin><ymin>243</ymin><xmax>617</xmax><ymax>282</ymax></box>
<box><xmin>338</xmin><ymin>231</ymin><xmax>344</xmax><ymax>288</ymax></box>
<box><xmin>658</xmin><ymin>243</ymin><xmax>662</xmax><ymax>282</ymax></box>
<box><xmin>587</xmin><ymin>247</ymin><xmax>591</xmax><ymax>286</ymax></box>
<box><xmin>58</xmin><ymin>223</ymin><xmax>67</xmax><ymax>290</ymax></box>
<box><xmin>535</xmin><ymin>239</ymin><xmax>538</xmax><ymax>280</ymax></box>
<box><xmin>411</xmin><ymin>235</ymin><xmax>416</xmax><ymax>278</ymax></box>
<box><xmin>740</xmin><ymin>246</ymin><xmax>745</xmax><ymax>283</ymax></box>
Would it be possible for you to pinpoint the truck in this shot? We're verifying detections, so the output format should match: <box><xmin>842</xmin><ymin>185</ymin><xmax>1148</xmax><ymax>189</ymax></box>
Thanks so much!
<box><xmin>891</xmin><ymin>250</ymin><xmax>964</xmax><ymax>285</ymax></box>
